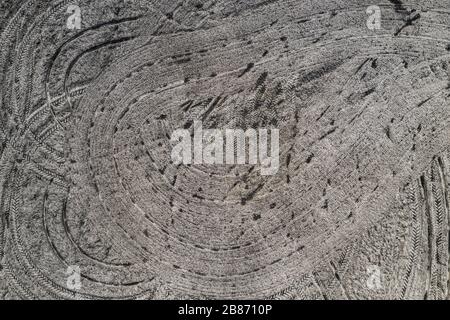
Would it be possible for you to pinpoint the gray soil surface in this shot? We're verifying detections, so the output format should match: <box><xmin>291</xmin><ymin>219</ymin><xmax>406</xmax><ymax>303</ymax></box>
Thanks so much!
<box><xmin>0</xmin><ymin>0</ymin><xmax>449</xmax><ymax>299</ymax></box>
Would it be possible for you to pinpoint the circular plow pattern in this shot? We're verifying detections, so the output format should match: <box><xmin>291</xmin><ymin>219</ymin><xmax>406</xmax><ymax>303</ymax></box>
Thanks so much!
<box><xmin>0</xmin><ymin>0</ymin><xmax>450</xmax><ymax>299</ymax></box>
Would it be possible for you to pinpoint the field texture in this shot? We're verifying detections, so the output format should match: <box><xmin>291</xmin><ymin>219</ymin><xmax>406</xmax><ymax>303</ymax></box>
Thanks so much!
<box><xmin>0</xmin><ymin>0</ymin><xmax>449</xmax><ymax>299</ymax></box>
